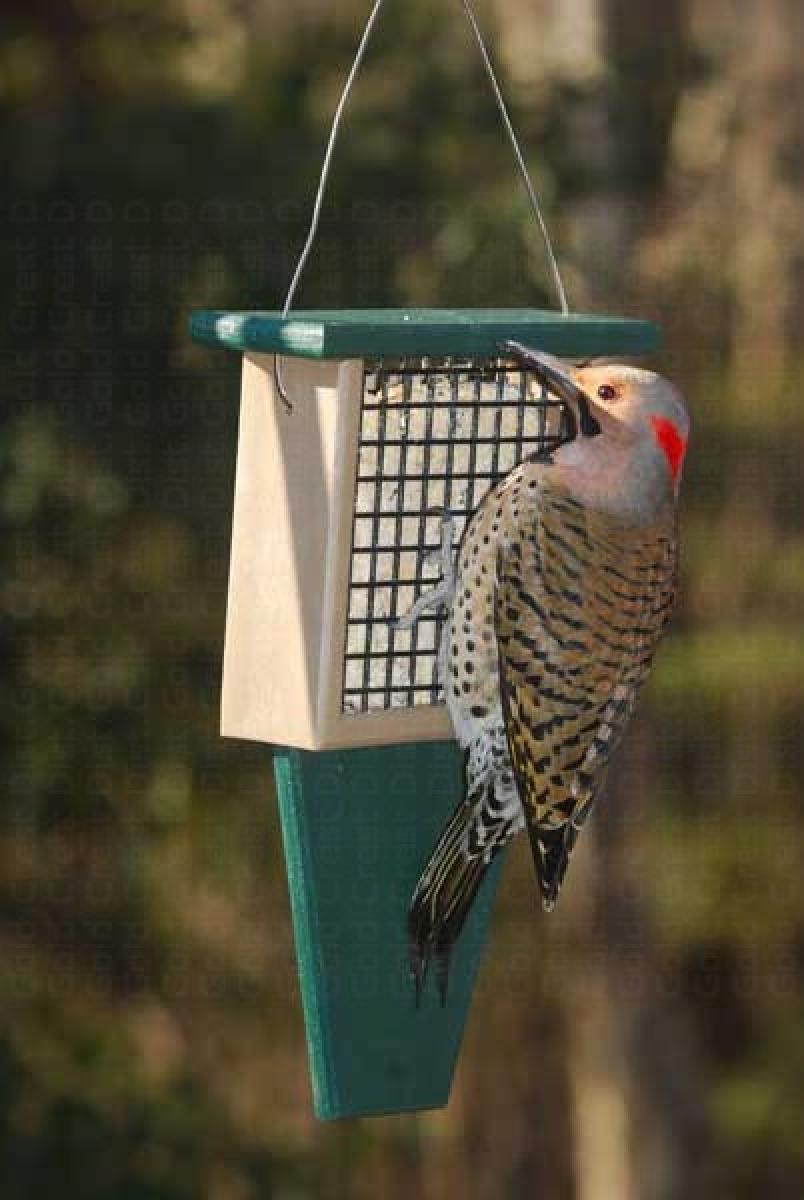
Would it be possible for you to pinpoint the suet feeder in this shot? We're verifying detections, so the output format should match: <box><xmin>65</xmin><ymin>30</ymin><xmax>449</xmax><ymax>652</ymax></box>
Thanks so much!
<box><xmin>189</xmin><ymin>0</ymin><xmax>659</xmax><ymax>1122</ymax></box>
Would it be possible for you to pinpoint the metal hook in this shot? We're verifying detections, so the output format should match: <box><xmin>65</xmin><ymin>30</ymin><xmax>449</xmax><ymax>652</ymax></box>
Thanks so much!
<box><xmin>273</xmin><ymin>353</ymin><xmax>293</xmax><ymax>414</ymax></box>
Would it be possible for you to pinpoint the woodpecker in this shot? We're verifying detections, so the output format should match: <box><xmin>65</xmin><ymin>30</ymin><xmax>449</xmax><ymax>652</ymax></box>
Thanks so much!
<box><xmin>405</xmin><ymin>343</ymin><xmax>689</xmax><ymax>1002</ymax></box>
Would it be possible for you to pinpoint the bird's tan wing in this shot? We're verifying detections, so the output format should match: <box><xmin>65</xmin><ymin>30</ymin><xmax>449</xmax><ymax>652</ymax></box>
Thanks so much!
<box><xmin>493</xmin><ymin>484</ymin><xmax>677</xmax><ymax>905</ymax></box>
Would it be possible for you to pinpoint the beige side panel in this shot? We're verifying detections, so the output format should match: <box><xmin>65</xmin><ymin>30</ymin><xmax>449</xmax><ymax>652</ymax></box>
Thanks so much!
<box><xmin>221</xmin><ymin>353</ymin><xmax>347</xmax><ymax>747</ymax></box>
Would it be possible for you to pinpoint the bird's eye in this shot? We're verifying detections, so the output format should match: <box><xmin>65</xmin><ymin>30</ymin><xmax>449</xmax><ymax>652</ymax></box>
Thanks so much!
<box><xmin>597</xmin><ymin>384</ymin><xmax>618</xmax><ymax>402</ymax></box>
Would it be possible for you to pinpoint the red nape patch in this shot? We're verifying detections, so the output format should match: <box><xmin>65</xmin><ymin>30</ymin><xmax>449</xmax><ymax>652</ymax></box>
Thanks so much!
<box><xmin>650</xmin><ymin>415</ymin><xmax>687</xmax><ymax>483</ymax></box>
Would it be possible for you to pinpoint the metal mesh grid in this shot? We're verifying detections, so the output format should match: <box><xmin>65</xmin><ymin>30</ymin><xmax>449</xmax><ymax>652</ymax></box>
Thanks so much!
<box><xmin>342</xmin><ymin>358</ymin><xmax>573</xmax><ymax>714</ymax></box>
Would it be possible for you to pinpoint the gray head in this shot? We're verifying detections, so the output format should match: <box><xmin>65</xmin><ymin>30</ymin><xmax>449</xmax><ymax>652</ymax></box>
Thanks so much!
<box><xmin>505</xmin><ymin>345</ymin><xmax>690</xmax><ymax>522</ymax></box>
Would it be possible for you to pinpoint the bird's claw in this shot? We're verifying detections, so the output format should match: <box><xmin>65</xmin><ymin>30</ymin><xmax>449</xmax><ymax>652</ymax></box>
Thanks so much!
<box><xmin>393</xmin><ymin>511</ymin><xmax>457</xmax><ymax>633</ymax></box>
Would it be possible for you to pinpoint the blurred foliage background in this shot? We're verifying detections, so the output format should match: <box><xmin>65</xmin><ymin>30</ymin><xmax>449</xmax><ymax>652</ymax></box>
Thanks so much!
<box><xmin>2</xmin><ymin>0</ymin><xmax>804</xmax><ymax>1196</ymax></box>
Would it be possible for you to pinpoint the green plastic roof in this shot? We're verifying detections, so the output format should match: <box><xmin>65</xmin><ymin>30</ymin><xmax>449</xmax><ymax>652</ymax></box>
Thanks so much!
<box><xmin>189</xmin><ymin>308</ymin><xmax>659</xmax><ymax>359</ymax></box>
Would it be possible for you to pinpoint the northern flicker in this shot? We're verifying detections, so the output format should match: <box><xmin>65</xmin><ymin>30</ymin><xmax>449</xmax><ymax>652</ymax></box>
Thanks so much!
<box><xmin>404</xmin><ymin>342</ymin><xmax>689</xmax><ymax>1002</ymax></box>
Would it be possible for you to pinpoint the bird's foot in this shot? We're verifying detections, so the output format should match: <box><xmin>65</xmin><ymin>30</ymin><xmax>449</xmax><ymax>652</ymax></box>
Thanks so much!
<box><xmin>394</xmin><ymin>510</ymin><xmax>456</xmax><ymax>632</ymax></box>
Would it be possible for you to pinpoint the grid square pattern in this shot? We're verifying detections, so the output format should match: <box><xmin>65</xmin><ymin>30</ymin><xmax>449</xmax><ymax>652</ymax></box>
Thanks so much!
<box><xmin>342</xmin><ymin>358</ymin><xmax>572</xmax><ymax>714</ymax></box>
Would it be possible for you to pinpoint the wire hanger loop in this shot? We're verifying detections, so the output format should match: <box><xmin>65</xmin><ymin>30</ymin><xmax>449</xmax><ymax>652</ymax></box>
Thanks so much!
<box><xmin>275</xmin><ymin>0</ymin><xmax>570</xmax><ymax>411</ymax></box>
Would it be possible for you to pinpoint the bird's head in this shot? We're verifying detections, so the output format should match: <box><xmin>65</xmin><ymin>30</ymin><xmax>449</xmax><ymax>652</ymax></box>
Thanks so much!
<box><xmin>503</xmin><ymin>343</ymin><xmax>690</xmax><ymax>522</ymax></box>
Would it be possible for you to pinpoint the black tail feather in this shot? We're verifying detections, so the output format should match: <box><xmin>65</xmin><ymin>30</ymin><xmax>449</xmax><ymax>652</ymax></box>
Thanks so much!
<box><xmin>528</xmin><ymin>821</ymin><xmax>578</xmax><ymax>912</ymax></box>
<box><xmin>408</xmin><ymin>789</ymin><xmax>497</xmax><ymax>1006</ymax></box>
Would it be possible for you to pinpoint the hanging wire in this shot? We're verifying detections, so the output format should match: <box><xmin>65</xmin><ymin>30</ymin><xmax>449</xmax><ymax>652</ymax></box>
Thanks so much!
<box><xmin>274</xmin><ymin>0</ymin><xmax>570</xmax><ymax>411</ymax></box>
<box><xmin>458</xmin><ymin>0</ymin><xmax>569</xmax><ymax>317</ymax></box>
<box><xmin>274</xmin><ymin>0</ymin><xmax>389</xmax><ymax>410</ymax></box>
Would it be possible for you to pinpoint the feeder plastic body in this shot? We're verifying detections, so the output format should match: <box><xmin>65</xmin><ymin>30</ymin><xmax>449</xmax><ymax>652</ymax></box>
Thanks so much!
<box><xmin>275</xmin><ymin>743</ymin><xmax>504</xmax><ymax>1120</ymax></box>
<box><xmin>191</xmin><ymin>307</ymin><xmax>660</xmax><ymax>1120</ymax></box>
<box><xmin>192</xmin><ymin>307</ymin><xmax>660</xmax><ymax>362</ymax></box>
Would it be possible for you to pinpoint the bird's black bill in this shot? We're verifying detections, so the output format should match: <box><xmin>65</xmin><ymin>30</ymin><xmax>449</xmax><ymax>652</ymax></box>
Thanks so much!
<box><xmin>501</xmin><ymin>340</ymin><xmax>601</xmax><ymax>439</ymax></box>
